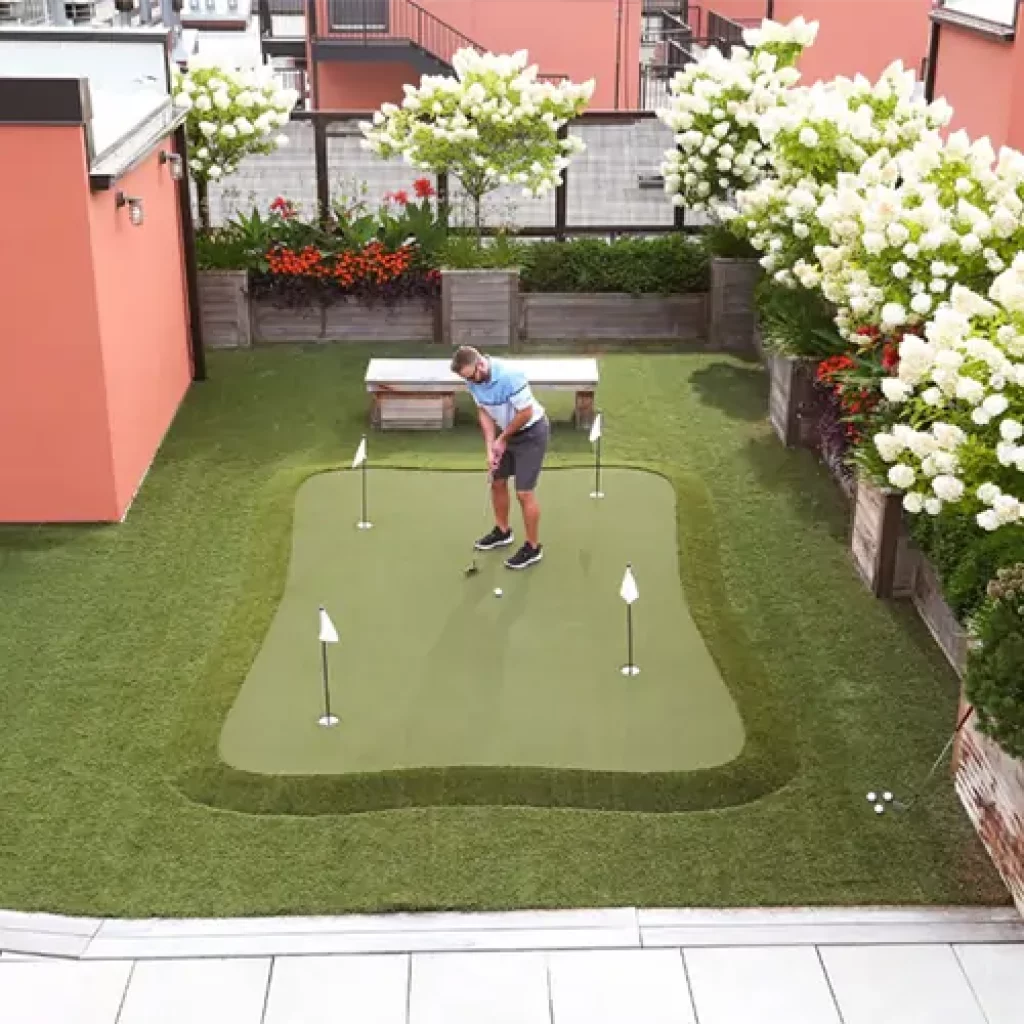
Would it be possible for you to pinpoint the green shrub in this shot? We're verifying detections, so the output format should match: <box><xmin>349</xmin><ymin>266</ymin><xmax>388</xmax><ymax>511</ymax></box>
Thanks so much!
<box><xmin>436</xmin><ymin>234</ymin><xmax>533</xmax><ymax>270</ymax></box>
<box><xmin>965</xmin><ymin>563</ymin><xmax>1024</xmax><ymax>758</ymax></box>
<box><xmin>754</xmin><ymin>279</ymin><xmax>846</xmax><ymax>359</ymax></box>
<box><xmin>705</xmin><ymin>223</ymin><xmax>759</xmax><ymax>260</ymax></box>
<box><xmin>909</xmin><ymin>511</ymin><xmax>1024</xmax><ymax>621</ymax></box>
<box><xmin>438</xmin><ymin>234</ymin><xmax>709</xmax><ymax>293</ymax></box>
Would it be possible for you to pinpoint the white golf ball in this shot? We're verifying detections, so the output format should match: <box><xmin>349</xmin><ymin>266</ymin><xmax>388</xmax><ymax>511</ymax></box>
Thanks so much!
<box><xmin>883</xmin><ymin>791</ymin><xmax>894</xmax><ymax>802</ymax></box>
<box><xmin>874</xmin><ymin>804</ymin><xmax>885</xmax><ymax>815</ymax></box>
<box><xmin>866</xmin><ymin>791</ymin><xmax>877</xmax><ymax>802</ymax></box>
<box><xmin>494</xmin><ymin>588</ymin><xmax>503</xmax><ymax>598</ymax></box>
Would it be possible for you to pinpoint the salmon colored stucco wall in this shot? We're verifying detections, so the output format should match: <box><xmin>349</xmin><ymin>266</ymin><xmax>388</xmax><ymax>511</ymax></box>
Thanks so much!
<box><xmin>314</xmin><ymin>0</ymin><xmax>643</xmax><ymax>110</ymax></box>
<box><xmin>0</xmin><ymin>126</ymin><xmax>117</xmax><ymax>522</ymax></box>
<box><xmin>87</xmin><ymin>143</ymin><xmax>192</xmax><ymax>517</ymax></box>
<box><xmin>932</xmin><ymin>22</ymin><xmax>1016</xmax><ymax>148</ymax></box>
<box><xmin>317</xmin><ymin>61</ymin><xmax>419</xmax><ymax>110</ymax></box>
<box><xmin>774</xmin><ymin>0</ymin><xmax>932</xmax><ymax>84</ymax></box>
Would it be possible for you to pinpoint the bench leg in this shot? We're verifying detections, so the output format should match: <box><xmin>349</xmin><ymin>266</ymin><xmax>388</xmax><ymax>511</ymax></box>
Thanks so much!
<box><xmin>370</xmin><ymin>393</ymin><xmax>383</xmax><ymax>430</ymax></box>
<box><xmin>574</xmin><ymin>391</ymin><xmax>595</xmax><ymax>430</ymax></box>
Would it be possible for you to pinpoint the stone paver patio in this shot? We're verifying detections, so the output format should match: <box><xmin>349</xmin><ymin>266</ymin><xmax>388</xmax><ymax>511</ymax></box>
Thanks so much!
<box><xmin>2</xmin><ymin>907</ymin><xmax>1023</xmax><ymax>1023</ymax></box>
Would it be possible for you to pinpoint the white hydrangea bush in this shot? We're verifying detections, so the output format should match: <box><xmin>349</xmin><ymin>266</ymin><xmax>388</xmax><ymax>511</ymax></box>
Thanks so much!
<box><xmin>359</xmin><ymin>48</ymin><xmax>594</xmax><ymax>233</ymax></box>
<box><xmin>654</xmin><ymin>17</ymin><xmax>817</xmax><ymax>217</ymax></box>
<box><xmin>815</xmin><ymin>131</ymin><xmax>1024</xmax><ymax>339</ymax></box>
<box><xmin>733</xmin><ymin>63</ymin><xmax>952</xmax><ymax>289</ymax></box>
<box><xmin>172</xmin><ymin>57</ymin><xmax>297</xmax><ymax>226</ymax></box>
<box><xmin>868</xmin><ymin>264</ymin><xmax>1024</xmax><ymax>530</ymax></box>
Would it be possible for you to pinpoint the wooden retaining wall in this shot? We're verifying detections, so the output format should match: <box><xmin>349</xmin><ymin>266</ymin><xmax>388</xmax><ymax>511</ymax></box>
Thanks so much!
<box><xmin>708</xmin><ymin>257</ymin><xmax>762</xmax><ymax>356</ymax></box>
<box><xmin>441</xmin><ymin>269</ymin><xmax>518</xmax><ymax>348</ymax></box>
<box><xmin>197</xmin><ymin>270</ymin><xmax>251</xmax><ymax>349</ymax></box>
<box><xmin>251</xmin><ymin>299</ymin><xmax>437</xmax><ymax>344</ymax></box>
<box><xmin>519</xmin><ymin>293</ymin><xmax>708</xmax><ymax>343</ymax></box>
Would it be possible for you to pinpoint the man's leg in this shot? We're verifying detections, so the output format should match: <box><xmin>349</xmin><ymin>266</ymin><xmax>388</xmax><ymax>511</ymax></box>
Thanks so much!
<box><xmin>517</xmin><ymin>489</ymin><xmax>540</xmax><ymax>548</ymax></box>
<box><xmin>475</xmin><ymin>452</ymin><xmax>515</xmax><ymax>550</ymax></box>
<box><xmin>504</xmin><ymin>419</ymin><xmax>548</xmax><ymax>569</ymax></box>
<box><xmin>492</xmin><ymin>477</ymin><xmax>511</xmax><ymax>533</ymax></box>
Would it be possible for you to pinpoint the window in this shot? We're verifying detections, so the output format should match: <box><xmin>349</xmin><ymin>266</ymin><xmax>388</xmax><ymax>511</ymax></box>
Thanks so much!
<box><xmin>940</xmin><ymin>0</ymin><xmax>1018</xmax><ymax>29</ymax></box>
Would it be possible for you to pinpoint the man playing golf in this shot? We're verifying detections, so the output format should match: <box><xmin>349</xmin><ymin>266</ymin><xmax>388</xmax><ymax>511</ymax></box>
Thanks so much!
<box><xmin>451</xmin><ymin>345</ymin><xmax>549</xmax><ymax>569</ymax></box>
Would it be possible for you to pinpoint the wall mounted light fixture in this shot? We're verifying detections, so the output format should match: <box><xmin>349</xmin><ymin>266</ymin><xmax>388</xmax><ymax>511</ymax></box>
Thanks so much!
<box><xmin>116</xmin><ymin>192</ymin><xmax>144</xmax><ymax>227</ymax></box>
<box><xmin>160</xmin><ymin>150</ymin><xmax>184</xmax><ymax>181</ymax></box>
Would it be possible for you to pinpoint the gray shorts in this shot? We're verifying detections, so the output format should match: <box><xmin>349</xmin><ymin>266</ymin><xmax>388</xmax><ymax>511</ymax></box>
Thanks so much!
<box><xmin>494</xmin><ymin>416</ymin><xmax>550</xmax><ymax>492</ymax></box>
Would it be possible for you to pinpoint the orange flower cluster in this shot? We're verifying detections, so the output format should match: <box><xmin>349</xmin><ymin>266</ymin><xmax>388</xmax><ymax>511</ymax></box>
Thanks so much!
<box><xmin>332</xmin><ymin>242</ymin><xmax>413</xmax><ymax>287</ymax></box>
<box><xmin>266</xmin><ymin>241</ymin><xmax>415</xmax><ymax>287</ymax></box>
<box><xmin>267</xmin><ymin>245</ymin><xmax>325</xmax><ymax>276</ymax></box>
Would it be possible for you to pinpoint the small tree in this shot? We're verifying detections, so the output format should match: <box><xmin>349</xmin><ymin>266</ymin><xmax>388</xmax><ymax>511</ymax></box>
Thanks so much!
<box><xmin>359</xmin><ymin>49</ymin><xmax>594</xmax><ymax>240</ymax></box>
<box><xmin>171</xmin><ymin>58</ymin><xmax>299</xmax><ymax>230</ymax></box>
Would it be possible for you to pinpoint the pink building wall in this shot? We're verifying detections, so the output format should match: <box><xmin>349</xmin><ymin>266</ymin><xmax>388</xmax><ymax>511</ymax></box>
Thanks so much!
<box><xmin>932</xmin><ymin>21</ymin><xmax>1017</xmax><ymax>149</ymax></box>
<box><xmin>774</xmin><ymin>0</ymin><xmax>932</xmax><ymax>84</ymax></box>
<box><xmin>0</xmin><ymin>124</ymin><xmax>192</xmax><ymax>523</ymax></box>
<box><xmin>87</xmin><ymin>144</ymin><xmax>193</xmax><ymax>515</ymax></box>
<box><xmin>318</xmin><ymin>61</ymin><xmax>417</xmax><ymax>109</ymax></box>
<box><xmin>0</xmin><ymin>126</ymin><xmax>116</xmax><ymax>521</ymax></box>
<box><xmin>315</xmin><ymin>0</ymin><xmax>643</xmax><ymax>110</ymax></box>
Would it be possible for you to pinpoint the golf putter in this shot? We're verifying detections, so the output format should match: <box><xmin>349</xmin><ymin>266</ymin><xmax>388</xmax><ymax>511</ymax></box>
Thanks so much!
<box><xmin>463</xmin><ymin>469</ymin><xmax>495</xmax><ymax>577</ymax></box>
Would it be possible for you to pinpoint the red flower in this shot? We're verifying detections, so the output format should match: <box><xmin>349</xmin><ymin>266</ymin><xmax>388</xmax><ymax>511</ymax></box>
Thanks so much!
<box><xmin>881</xmin><ymin>342</ymin><xmax>899</xmax><ymax>372</ymax></box>
<box><xmin>270</xmin><ymin>196</ymin><xmax>296</xmax><ymax>219</ymax></box>
<box><xmin>385</xmin><ymin>190</ymin><xmax>409</xmax><ymax>206</ymax></box>
<box><xmin>413</xmin><ymin>177</ymin><xmax>435</xmax><ymax>199</ymax></box>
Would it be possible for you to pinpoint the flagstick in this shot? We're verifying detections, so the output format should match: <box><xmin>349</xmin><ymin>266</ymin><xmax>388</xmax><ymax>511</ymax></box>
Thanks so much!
<box><xmin>357</xmin><ymin>435</ymin><xmax>372</xmax><ymax>530</ymax></box>
<box><xmin>318</xmin><ymin>639</ymin><xmax>338</xmax><ymax>726</ymax></box>
<box><xmin>590</xmin><ymin>410</ymin><xmax>604</xmax><ymax>499</ymax></box>
<box><xmin>621</xmin><ymin>602</ymin><xmax>639</xmax><ymax>676</ymax></box>
<box><xmin>590</xmin><ymin>434</ymin><xmax>604</xmax><ymax>499</ymax></box>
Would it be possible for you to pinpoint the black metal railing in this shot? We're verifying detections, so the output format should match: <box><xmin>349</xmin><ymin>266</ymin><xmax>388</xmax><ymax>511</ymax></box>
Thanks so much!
<box><xmin>639</xmin><ymin>32</ymin><xmax>719</xmax><ymax>109</ymax></box>
<box><xmin>259</xmin><ymin>0</ymin><xmax>306</xmax><ymax>39</ymax></box>
<box><xmin>706</xmin><ymin>10</ymin><xmax>759</xmax><ymax>52</ymax></box>
<box><xmin>323</xmin><ymin>0</ymin><xmax>479</xmax><ymax>69</ymax></box>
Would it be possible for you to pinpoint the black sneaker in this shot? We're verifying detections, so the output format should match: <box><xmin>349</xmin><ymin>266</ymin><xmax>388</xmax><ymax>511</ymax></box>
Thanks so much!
<box><xmin>475</xmin><ymin>526</ymin><xmax>514</xmax><ymax>550</ymax></box>
<box><xmin>505</xmin><ymin>542</ymin><xmax>543</xmax><ymax>570</ymax></box>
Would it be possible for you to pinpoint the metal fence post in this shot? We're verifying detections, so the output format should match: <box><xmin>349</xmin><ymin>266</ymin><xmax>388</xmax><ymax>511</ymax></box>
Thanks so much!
<box><xmin>555</xmin><ymin>124</ymin><xmax>568</xmax><ymax>242</ymax></box>
<box><xmin>436</xmin><ymin>171</ymin><xmax>450</xmax><ymax>230</ymax></box>
<box><xmin>315</xmin><ymin>115</ymin><xmax>330</xmax><ymax>223</ymax></box>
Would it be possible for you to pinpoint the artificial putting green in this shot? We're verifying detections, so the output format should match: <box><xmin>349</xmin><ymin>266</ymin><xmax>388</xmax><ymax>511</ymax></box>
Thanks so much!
<box><xmin>219</xmin><ymin>466</ymin><xmax>745</xmax><ymax>784</ymax></box>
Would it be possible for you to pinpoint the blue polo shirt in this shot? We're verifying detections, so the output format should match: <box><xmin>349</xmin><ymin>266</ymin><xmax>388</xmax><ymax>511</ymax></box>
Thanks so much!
<box><xmin>466</xmin><ymin>358</ymin><xmax>545</xmax><ymax>432</ymax></box>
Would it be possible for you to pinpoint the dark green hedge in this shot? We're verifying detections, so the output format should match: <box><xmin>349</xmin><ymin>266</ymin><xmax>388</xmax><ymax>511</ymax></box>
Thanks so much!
<box><xmin>438</xmin><ymin>234</ymin><xmax>710</xmax><ymax>294</ymax></box>
<box><xmin>908</xmin><ymin>510</ymin><xmax>1024</xmax><ymax>622</ymax></box>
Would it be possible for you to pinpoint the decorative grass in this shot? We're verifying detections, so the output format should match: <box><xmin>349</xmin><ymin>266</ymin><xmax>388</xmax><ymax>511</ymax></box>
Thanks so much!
<box><xmin>0</xmin><ymin>345</ymin><xmax>1010</xmax><ymax>917</ymax></box>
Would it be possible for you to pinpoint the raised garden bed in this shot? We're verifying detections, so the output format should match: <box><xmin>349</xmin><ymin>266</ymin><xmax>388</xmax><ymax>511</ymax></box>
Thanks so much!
<box><xmin>519</xmin><ymin>293</ymin><xmax>708</xmax><ymax>344</ymax></box>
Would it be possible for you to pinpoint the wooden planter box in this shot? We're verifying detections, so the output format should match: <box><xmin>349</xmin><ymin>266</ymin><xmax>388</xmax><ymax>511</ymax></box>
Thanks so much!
<box><xmin>911</xmin><ymin>553</ymin><xmax>970</xmax><ymax>677</ymax></box>
<box><xmin>197</xmin><ymin>270</ymin><xmax>251</xmax><ymax>349</ymax></box>
<box><xmin>251</xmin><ymin>298</ymin><xmax>438</xmax><ymax>344</ymax></box>
<box><xmin>519</xmin><ymin>293</ymin><xmax>708</xmax><ymax>344</ymax></box>
<box><xmin>441</xmin><ymin>268</ymin><xmax>519</xmax><ymax>348</ymax></box>
<box><xmin>850</xmin><ymin>477</ymin><xmax>916</xmax><ymax>599</ymax></box>
<box><xmin>954</xmin><ymin>696</ymin><xmax>1024</xmax><ymax>916</ymax></box>
<box><xmin>768</xmin><ymin>354</ymin><xmax>819</xmax><ymax>448</ymax></box>
<box><xmin>708</xmin><ymin>257</ymin><xmax>762</xmax><ymax>355</ymax></box>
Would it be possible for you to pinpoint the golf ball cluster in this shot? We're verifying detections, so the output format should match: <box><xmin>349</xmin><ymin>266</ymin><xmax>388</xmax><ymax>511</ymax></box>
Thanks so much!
<box><xmin>866</xmin><ymin>790</ymin><xmax>894</xmax><ymax>814</ymax></box>
<box><xmin>494</xmin><ymin>588</ymin><xmax>503</xmax><ymax>598</ymax></box>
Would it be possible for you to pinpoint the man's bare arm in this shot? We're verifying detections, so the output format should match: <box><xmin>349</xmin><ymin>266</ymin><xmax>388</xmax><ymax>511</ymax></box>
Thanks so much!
<box><xmin>478</xmin><ymin>407</ymin><xmax>498</xmax><ymax>445</ymax></box>
<box><xmin>497</xmin><ymin>407</ymin><xmax>532</xmax><ymax>443</ymax></box>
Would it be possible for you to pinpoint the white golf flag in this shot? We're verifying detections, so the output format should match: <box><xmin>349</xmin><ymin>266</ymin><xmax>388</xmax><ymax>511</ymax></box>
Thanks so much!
<box><xmin>319</xmin><ymin>606</ymin><xmax>339</xmax><ymax>644</ymax></box>
<box><xmin>620</xmin><ymin>564</ymin><xmax>639</xmax><ymax>605</ymax></box>
<box><xmin>589</xmin><ymin>413</ymin><xmax>602</xmax><ymax>444</ymax></box>
<box><xmin>352</xmin><ymin>437</ymin><xmax>367</xmax><ymax>469</ymax></box>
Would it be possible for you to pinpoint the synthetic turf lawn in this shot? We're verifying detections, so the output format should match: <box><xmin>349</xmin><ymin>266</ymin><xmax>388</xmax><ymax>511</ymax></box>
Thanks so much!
<box><xmin>0</xmin><ymin>345</ymin><xmax>1011</xmax><ymax>916</ymax></box>
<box><xmin>219</xmin><ymin>467</ymin><xmax>745</xmax><ymax>787</ymax></box>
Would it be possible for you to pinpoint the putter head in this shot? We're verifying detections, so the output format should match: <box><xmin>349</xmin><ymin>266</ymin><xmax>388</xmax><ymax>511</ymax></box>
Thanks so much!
<box><xmin>464</xmin><ymin>562</ymin><xmax>480</xmax><ymax>577</ymax></box>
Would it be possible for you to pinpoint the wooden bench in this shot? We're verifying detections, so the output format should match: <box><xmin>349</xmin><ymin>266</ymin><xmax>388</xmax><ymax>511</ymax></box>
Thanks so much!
<box><xmin>365</xmin><ymin>357</ymin><xmax>600</xmax><ymax>431</ymax></box>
